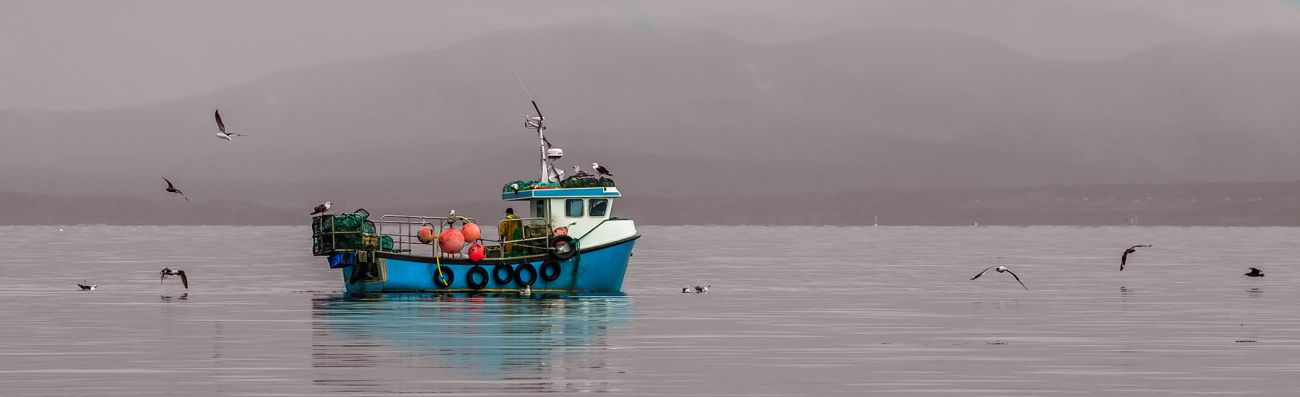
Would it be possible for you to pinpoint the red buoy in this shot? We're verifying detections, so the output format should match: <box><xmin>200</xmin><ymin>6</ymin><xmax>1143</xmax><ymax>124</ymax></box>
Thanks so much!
<box><xmin>417</xmin><ymin>225</ymin><xmax>436</xmax><ymax>244</ymax></box>
<box><xmin>468</xmin><ymin>243</ymin><xmax>485</xmax><ymax>262</ymax></box>
<box><xmin>439</xmin><ymin>227</ymin><xmax>465</xmax><ymax>253</ymax></box>
<box><xmin>461</xmin><ymin>222</ymin><xmax>481</xmax><ymax>242</ymax></box>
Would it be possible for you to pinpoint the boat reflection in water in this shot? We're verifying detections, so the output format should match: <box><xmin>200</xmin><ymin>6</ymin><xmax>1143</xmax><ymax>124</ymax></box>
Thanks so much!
<box><xmin>311</xmin><ymin>293</ymin><xmax>633</xmax><ymax>393</ymax></box>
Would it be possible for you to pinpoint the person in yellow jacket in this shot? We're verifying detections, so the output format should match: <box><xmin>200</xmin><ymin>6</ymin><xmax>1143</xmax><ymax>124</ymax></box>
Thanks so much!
<box><xmin>500</xmin><ymin>208</ymin><xmax>523</xmax><ymax>254</ymax></box>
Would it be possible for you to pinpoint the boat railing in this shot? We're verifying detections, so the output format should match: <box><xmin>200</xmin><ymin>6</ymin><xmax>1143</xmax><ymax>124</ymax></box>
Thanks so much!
<box><xmin>377</xmin><ymin>214</ymin><xmax>554</xmax><ymax>259</ymax></box>
<box><xmin>377</xmin><ymin>214</ymin><xmax>475</xmax><ymax>257</ymax></box>
<box><xmin>492</xmin><ymin>216</ymin><xmax>553</xmax><ymax>258</ymax></box>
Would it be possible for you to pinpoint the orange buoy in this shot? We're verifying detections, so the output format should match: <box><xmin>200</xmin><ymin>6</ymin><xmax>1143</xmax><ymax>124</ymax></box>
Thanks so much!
<box><xmin>468</xmin><ymin>243</ymin><xmax>485</xmax><ymax>262</ymax></box>
<box><xmin>417</xmin><ymin>225</ymin><xmax>436</xmax><ymax>244</ymax></box>
<box><xmin>553</xmin><ymin>227</ymin><xmax>568</xmax><ymax>236</ymax></box>
<box><xmin>439</xmin><ymin>227</ymin><xmax>465</xmax><ymax>253</ymax></box>
<box><xmin>461</xmin><ymin>222</ymin><xmax>481</xmax><ymax>242</ymax></box>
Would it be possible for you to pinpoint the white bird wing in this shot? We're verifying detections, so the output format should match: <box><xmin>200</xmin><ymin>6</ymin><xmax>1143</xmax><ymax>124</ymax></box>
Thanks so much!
<box><xmin>971</xmin><ymin>266</ymin><xmax>997</xmax><ymax>280</ymax></box>
<box><xmin>1002</xmin><ymin>268</ymin><xmax>1028</xmax><ymax>290</ymax></box>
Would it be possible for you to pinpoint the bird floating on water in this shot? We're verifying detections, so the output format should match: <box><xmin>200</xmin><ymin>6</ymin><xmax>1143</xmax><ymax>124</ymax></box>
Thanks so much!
<box><xmin>77</xmin><ymin>281</ymin><xmax>97</xmax><ymax>291</ymax></box>
<box><xmin>310</xmin><ymin>201</ymin><xmax>332</xmax><ymax>215</ymax></box>
<box><xmin>162</xmin><ymin>177</ymin><xmax>188</xmax><ymax>202</ymax></box>
<box><xmin>693</xmin><ymin>285</ymin><xmax>710</xmax><ymax>293</ymax></box>
<box><xmin>681</xmin><ymin>286</ymin><xmax>692</xmax><ymax>293</ymax></box>
<box><xmin>592</xmin><ymin>162</ymin><xmax>612</xmax><ymax>177</ymax></box>
<box><xmin>1120</xmin><ymin>244</ymin><xmax>1152</xmax><ymax>271</ymax></box>
<box><xmin>970</xmin><ymin>266</ymin><xmax>1027</xmax><ymax>290</ymax></box>
<box><xmin>160</xmin><ymin>268</ymin><xmax>189</xmax><ymax>289</ymax></box>
<box><xmin>519</xmin><ymin>285</ymin><xmax>531</xmax><ymax>296</ymax></box>
<box><xmin>1245</xmin><ymin>267</ymin><xmax>1265</xmax><ymax>278</ymax></box>
<box><xmin>214</xmin><ymin>109</ymin><xmax>247</xmax><ymax>141</ymax></box>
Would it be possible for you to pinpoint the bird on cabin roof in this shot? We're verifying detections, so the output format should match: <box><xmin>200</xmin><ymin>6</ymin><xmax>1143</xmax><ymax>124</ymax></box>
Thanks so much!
<box><xmin>572</xmin><ymin>165</ymin><xmax>593</xmax><ymax>178</ymax></box>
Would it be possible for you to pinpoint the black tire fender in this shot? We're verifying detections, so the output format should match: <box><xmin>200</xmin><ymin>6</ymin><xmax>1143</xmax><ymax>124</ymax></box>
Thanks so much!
<box><xmin>492</xmin><ymin>263</ymin><xmax>515</xmax><ymax>285</ymax></box>
<box><xmin>466</xmin><ymin>265</ymin><xmax>489</xmax><ymax>290</ymax></box>
<box><xmin>540</xmin><ymin>260</ymin><xmax>562</xmax><ymax>281</ymax></box>
<box><xmin>433</xmin><ymin>265</ymin><xmax>454</xmax><ymax>288</ymax></box>
<box><xmin>514</xmin><ymin>262</ymin><xmax>538</xmax><ymax>287</ymax></box>
<box><xmin>550</xmin><ymin>235</ymin><xmax>576</xmax><ymax>260</ymax></box>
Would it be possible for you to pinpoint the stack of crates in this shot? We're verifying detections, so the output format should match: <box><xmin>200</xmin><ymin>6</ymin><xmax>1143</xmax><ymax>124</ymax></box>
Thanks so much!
<box><xmin>312</xmin><ymin>211</ymin><xmax>394</xmax><ymax>256</ymax></box>
<box><xmin>311</xmin><ymin>215</ymin><xmax>337</xmax><ymax>256</ymax></box>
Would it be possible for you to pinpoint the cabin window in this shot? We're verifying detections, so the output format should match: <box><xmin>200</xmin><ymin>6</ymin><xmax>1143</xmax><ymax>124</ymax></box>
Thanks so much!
<box><xmin>533</xmin><ymin>199</ymin><xmax>547</xmax><ymax>218</ymax></box>
<box><xmin>589</xmin><ymin>199</ymin><xmax>608</xmax><ymax>217</ymax></box>
<box><xmin>566</xmin><ymin>199</ymin><xmax>584</xmax><ymax>217</ymax></box>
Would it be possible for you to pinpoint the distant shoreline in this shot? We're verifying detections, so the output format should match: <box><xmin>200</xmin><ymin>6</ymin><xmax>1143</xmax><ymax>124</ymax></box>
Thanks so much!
<box><xmin>6</xmin><ymin>180</ymin><xmax>1300</xmax><ymax>227</ymax></box>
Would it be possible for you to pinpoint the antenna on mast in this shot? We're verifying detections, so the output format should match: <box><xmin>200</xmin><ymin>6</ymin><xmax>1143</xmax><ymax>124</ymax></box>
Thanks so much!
<box><xmin>513</xmin><ymin>67</ymin><xmax>544</xmax><ymax>123</ymax></box>
<box><xmin>512</xmin><ymin>67</ymin><xmax>561</xmax><ymax>182</ymax></box>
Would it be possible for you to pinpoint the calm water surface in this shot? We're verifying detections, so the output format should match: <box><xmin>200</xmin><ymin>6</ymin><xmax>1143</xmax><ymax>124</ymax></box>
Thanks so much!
<box><xmin>1</xmin><ymin>225</ymin><xmax>1298</xmax><ymax>395</ymax></box>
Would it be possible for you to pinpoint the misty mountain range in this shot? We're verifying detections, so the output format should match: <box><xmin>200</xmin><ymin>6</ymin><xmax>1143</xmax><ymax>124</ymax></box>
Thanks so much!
<box><xmin>3</xmin><ymin>22</ymin><xmax>1300</xmax><ymax>225</ymax></box>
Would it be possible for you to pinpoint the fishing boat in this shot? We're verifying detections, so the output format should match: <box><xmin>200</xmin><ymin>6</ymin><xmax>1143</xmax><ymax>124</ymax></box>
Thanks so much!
<box><xmin>310</xmin><ymin>100</ymin><xmax>638</xmax><ymax>294</ymax></box>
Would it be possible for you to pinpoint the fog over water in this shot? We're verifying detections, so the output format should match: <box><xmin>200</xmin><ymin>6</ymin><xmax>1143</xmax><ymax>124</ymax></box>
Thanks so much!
<box><xmin>7</xmin><ymin>1</ymin><xmax>1300</xmax><ymax>111</ymax></box>
<box><xmin>4</xmin><ymin>1</ymin><xmax>1300</xmax><ymax>225</ymax></box>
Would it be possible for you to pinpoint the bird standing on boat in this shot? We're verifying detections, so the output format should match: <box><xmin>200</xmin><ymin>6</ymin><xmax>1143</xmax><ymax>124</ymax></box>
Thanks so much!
<box><xmin>572</xmin><ymin>165</ymin><xmax>593</xmax><ymax>179</ymax></box>
<box><xmin>77</xmin><ymin>281</ymin><xmax>97</xmax><ymax>290</ymax></box>
<box><xmin>310</xmin><ymin>201</ymin><xmax>332</xmax><ymax>215</ymax></box>
<box><xmin>970</xmin><ymin>266</ymin><xmax>1028</xmax><ymax>290</ymax></box>
<box><xmin>1120</xmin><ymin>244</ymin><xmax>1152</xmax><ymax>271</ymax></box>
<box><xmin>1245</xmin><ymin>267</ymin><xmax>1265</xmax><ymax>277</ymax></box>
<box><xmin>214</xmin><ymin>109</ymin><xmax>246</xmax><ymax>141</ymax></box>
<box><xmin>592</xmin><ymin>162</ymin><xmax>612</xmax><ymax>178</ymax></box>
<box><xmin>160</xmin><ymin>268</ymin><xmax>189</xmax><ymax>289</ymax></box>
<box><xmin>162</xmin><ymin>177</ymin><xmax>188</xmax><ymax>201</ymax></box>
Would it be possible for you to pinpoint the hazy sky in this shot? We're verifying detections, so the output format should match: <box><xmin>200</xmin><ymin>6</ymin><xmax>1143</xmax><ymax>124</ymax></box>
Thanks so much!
<box><xmin>4</xmin><ymin>0</ymin><xmax>1300</xmax><ymax>111</ymax></box>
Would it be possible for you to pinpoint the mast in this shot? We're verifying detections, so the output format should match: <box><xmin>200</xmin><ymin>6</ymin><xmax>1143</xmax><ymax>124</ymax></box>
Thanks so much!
<box><xmin>534</xmin><ymin>103</ymin><xmax>547</xmax><ymax>181</ymax></box>
<box><xmin>524</xmin><ymin>100</ymin><xmax>550</xmax><ymax>182</ymax></box>
<box><xmin>515</xmin><ymin>68</ymin><xmax>552</xmax><ymax>182</ymax></box>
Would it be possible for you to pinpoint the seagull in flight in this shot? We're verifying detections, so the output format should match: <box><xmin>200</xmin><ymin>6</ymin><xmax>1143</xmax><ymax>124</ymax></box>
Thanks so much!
<box><xmin>970</xmin><ymin>266</ymin><xmax>1028</xmax><ymax>290</ymax></box>
<box><xmin>1245</xmin><ymin>267</ymin><xmax>1265</xmax><ymax>278</ymax></box>
<box><xmin>310</xmin><ymin>201</ymin><xmax>332</xmax><ymax>215</ymax></box>
<box><xmin>162</xmin><ymin>177</ymin><xmax>188</xmax><ymax>201</ymax></box>
<box><xmin>160</xmin><ymin>268</ymin><xmax>189</xmax><ymax>289</ymax></box>
<box><xmin>693</xmin><ymin>284</ymin><xmax>710</xmax><ymax>293</ymax></box>
<box><xmin>77</xmin><ymin>281</ymin><xmax>98</xmax><ymax>291</ymax></box>
<box><xmin>1120</xmin><ymin>244</ymin><xmax>1152</xmax><ymax>271</ymax></box>
<box><xmin>592</xmin><ymin>162</ymin><xmax>612</xmax><ymax>177</ymax></box>
<box><xmin>214</xmin><ymin>109</ymin><xmax>247</xmax><ymax>141</ymax></box>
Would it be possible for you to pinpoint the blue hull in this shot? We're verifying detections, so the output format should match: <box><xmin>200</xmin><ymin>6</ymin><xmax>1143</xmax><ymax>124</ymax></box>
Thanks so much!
<box><xmin>339</xmin><ymin>237</ymin><xmax>636</xmax><ymax>293</ymax></box>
